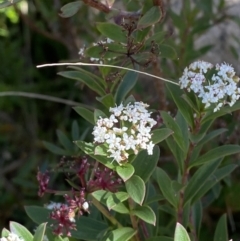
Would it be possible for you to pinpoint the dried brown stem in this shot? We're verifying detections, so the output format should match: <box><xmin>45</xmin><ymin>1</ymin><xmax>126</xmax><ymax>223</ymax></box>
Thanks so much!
<box><xmin>82</xmin><ymin>0</ymin><xmax>110</xmax><ymax>13</ymax></box>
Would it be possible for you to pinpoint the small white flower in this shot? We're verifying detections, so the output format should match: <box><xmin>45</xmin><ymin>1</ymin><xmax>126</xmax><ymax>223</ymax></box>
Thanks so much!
<box><xmin>0</xmin><ymin>233</ymin><xmax>23</xmax><ymax>241</ymax></box>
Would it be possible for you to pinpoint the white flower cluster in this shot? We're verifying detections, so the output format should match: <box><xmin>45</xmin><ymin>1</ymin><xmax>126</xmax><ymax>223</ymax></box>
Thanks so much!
<box><xmin>179</xmin><ymin>60</ymin><xmax>240</xmax><ymax>112</ymax></box>
<box><xmin>92</xmin><ymin>102</ymin><xmax>157</xmax><ymax>164</ymax></box>
<box><xmin>0</xmin><ymin>233</ymin><xmax>23</xmax><ymax>241</ymax></box>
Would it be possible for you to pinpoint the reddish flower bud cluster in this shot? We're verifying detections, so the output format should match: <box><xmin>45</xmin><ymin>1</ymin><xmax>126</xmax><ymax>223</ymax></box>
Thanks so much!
<box><xmin>37</xmin><ymin>170</ymin><xmax>50</xmax><ymax>197</ymax></box>
<box><xmin>50</xmin><ymin>204</ymin><xmax>76</xmax><ymax>237</ymax></box>
<box><xmin>64</xmin><ymin>189</ymin><xmax>89</xmax><ymax>217</ymax></box>
<box><xmin>88</xmin><ymin>166</ymin><xmax>122</xmax><ymax>193</ymax></box>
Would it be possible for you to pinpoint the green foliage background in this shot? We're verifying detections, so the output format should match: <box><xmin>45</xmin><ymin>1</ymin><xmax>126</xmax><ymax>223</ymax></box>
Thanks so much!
<box><xmin>1</xmin><ymin>0</ymin><xmax>240</xmax><ymax>240</ymax></box>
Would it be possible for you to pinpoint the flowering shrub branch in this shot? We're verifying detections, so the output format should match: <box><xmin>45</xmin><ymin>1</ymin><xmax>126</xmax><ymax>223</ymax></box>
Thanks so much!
<box><xmin>2</xmin><ymin>1</ymin><xmax>240</xmax><ymax>241</ymax></box>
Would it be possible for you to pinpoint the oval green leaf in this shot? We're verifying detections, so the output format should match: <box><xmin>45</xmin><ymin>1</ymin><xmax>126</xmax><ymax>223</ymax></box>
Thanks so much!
<box><xmin>151</xmin><ymin>128</ymin><xmax>173</xmax><ymax>144</ymax></box>
<box><xmin>116</xmin><ymin>163</ymin><xmax>135</xmax><ymax>182</ymax></box>
<box><xmin>174</xmin><ymin>223</ymin><xmax>191</xmax><ymax>241</ymax></box>
<box><xmin>33</xmin><ymin>223</ymin><xmax>47</xmax><ymax>241</ymax></box>
<box><xmin>131</xmin><ymin>205</ymin><xmax>156</xmax><ymax>225</ymax></box>
<box><xmin>214</xmin><ymin>214</ymin><xmax>228</xmax><ymax>241</ymax></box>
<box><xmin>106</xmin><ymin>192</ymin><xmax>129</xmax><ymax>210</ymax></box>
<box><xmin>10</xmin><ymin>222</ymin><xmax>33</xmax><ymax>241</ymax></box>
<box><xmin>96</xmin><ymin>22</ymin><xmax>127</xmax><ymax>43</ymax></box>
<box><xmin>158</xmin><ymin>44</ymin><xmax>177</xmax><ymax>59</ymax></box>
<box><xmin>132</xmin><ymin>146</ymin><xmax>160</xmax><ymax>183</ymax></box>
<box><xmin>153</xmin><ymin>167</ymin><xmax>178</xmax><ymax>208</ymax></box>
<box><xmin>114</xmin><ymin>71</ymin><xmax>138</xmax><ymax>105</ymax></box>
<box><xmin>73</xmin><ymin>106</ymin><xmax>94</xmax><ymax>125</ymax></box>
<box><xmin>160</xmin><ymin>111</ymin><xmax>188</xmax><ymax>154</ymax></box>
<box><xmin>138</xmin><ymin>7</ymin><xmax>162</xmax><ymax>29</ymax></box>
<box><xmin>106</xmin><ymin>227</ymin><xmax>136</xmax><ymax>241</ymax></box>
<box><xmin>190</xmin><ymin>145</ymin><xmax>240</xmax><ymax>167</ymax></box>
<box><xmin>58</xmin><ymin>71</ymin><xmax>106</xmax><ymax>96</ymax></box>
<box><xmin>184</xmin><ymin>159</ymin><xmax>222</xmax><ymax>205</ymax></box>
<box><xmin>126</xmin><ymin>175</ymin><xmax>145</xmax><ymax>205</ymax></box>
<box><xmin>59</xmin><ymin>1</ymin><xmax>82</xmax><ymax>18</ymax></box>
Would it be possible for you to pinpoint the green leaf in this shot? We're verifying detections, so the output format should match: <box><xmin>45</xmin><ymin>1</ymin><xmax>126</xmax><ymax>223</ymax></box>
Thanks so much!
<box><xmin>192</xmin><ymin>200</ymin><xmax>202</xmax><ymax>237</ymax></box>
<box><xmin>71</xmin><ymin>120</ymin><xmax>80</xmax><ymax>140</ymax></box>
<box><xmin>145</xmin><ymin>31</ymin><xmax>166</xmax><ymax>46</ymax></box>
<box><xmin>75</xmin><ymin>141</ymin><xmax>116</xmax><ymax>169</ymax></box>
<box><xmin>33</xmin><ymin>223</ymin><xmax>47</xmax><ymax>241</ymax></box>
<box><xmin>94</xmin><ymin>109</ymin><xmax>107</xmax><ymax>123</ymax></box>
<box><xmin>10</xmin><ymin>222</ymin><xmax>33</xmax><ymax>241</ymax></box>
<box><xmin>136</xmin><ymin>27</ymin><xmax>151</xmax><ymax>42</ymax></box>
<box><xmin>167</xmin><ymin>84</ymin><xmax>194</xmax><ymax>128</ymax></box>
<box><xmin>214</xmin><ymin>214</ymin><xmax>228</xmax><ymax>241</ymax></box>
<box><xmin>96</xmin><ymin>93</ymin><xmax>115</xmax><ymax>108</ymax></box>
<box><xmin>91</xmin><ymin>190</ymin><xmax>110</xmax><ymax>204</ymax></box>
<box><xmin>94</xmin><ymin>144</ymin><xmax>108</xmax><ymax>156</ymax></box>
<box><xmin>72</xmin><ymin>216</ymin><xmax>108</xmax><ymax>240</ymax></box>
<box><xmin>58</xmin><ymin>71</ymin><xmax>105</xmax><ymax>96</ymax></box>
<box><xmin>126</xmin><ymin>175</ymin><xmax>145</xmax><ymax>205</ymax></box>
<box><xmin>1</xmin><ymin>228</ymin><xmax>10</xmax><ymax>237</ymax></box>
<box><xmin>106</xmin><ymin>227</ymin><xmax>136</xmax><ymax>241</ymax></box>
<box><xmin>92</xmin><ymin>190</ymin><xmax>129</xmax><ymax>214</ymax></box>
<box><xmin>190</xmin><ymin>145</ymin><xmax>240</xmax><ymax>167</ymax></box>
<box><xmin>96</xmin><ymin>22</ymin><xmax>127</xmax><ymax>43</ymax></box>
<box><xmin>86</xmin><ymin>45</ymin><xmax>123</xmax><ymax>59</ymax></box>
<box><xmin>111</xmin><ymin>203</ymin><xmax>130</xmax><ymax>214</ymax></box>
<box><xmin>59</xmin><ymin>1</ymin><xmax>82</xmax><ymax>18</ymax></box>
<box><xmin>138</xmin><ymin>7</ymin><xmax>162</xmax><ymax>29</ymax></box>
<box><xmin>114</xmin><ymin>71</ymin><xmax>138</xmax><ymax>105</ymax></box>
<box><xmin>161</xmin><ymin>111</ymin><xmax>188</xmax><ymax>154</ymax></box>
<box><xmin>73</xmin><ymin>106</ymin><xmax>94</xmax><ymax>125</ymax></box>
<box><xmin>0</xmin><ymin>0</ymin><xmax>23</xmax><ymax>8</ymax></box>
<box><xmin>174</xmin><ymin>223</ymin><xmax>191</xmax><ymax>241</ymax></box>
<box><xmin>151</xmin><ymin>128</ymin><xmax>173</xmax><ymax>144</ymax></box>
<box><xmin>106</xmin><ymin>192</ymin><xmax>129</xmax><ymax>210</ymax></box>
<box><xmin>132</xmin><ymin>146</ymin><xmax>160</xmax><ymax>183</ymax></box>
<box><xmin>75</xmin><ymin>141</ymin><xmax>94</xmax><ymax>155</ymax></box>
<box><xmin>25</xmin><ymin>206</ymin><xmax>51</xmax><ymax>224</ymax></box>
<box><xmin>175</xmin><ymin>111</ymin><xmax>189</xmax><ymax>153</ymax></box>
<box><xmin>42</xmin><ymin>141</ymin><xmax>68</xmax><ymax>155</ymax></box>
<box><xmin>196</xmin><ymin>128</ymin><xmax>228</xmax><ymax>147</ymax></box>
<box><xmin>131</xmin><ymin>205</ymin><xmax>156</xmax><ymax>225</ymax></box>
<box><xmin>68</xmin><ymin>66</ymin><xmax>107</xmax><ymax>89</ymax></box>
<box><xmin>165</xmin><ymin>136</ymin><xmax>184</xmax><ymax>173</ymax></box>
<box><xmin>153</xmin><ymin>167</ymin><xmax>178</xmax><ymax>208</ymax></box>
<box><xmin>202</xmin><ymin>101</ymin><xmax>240</xmax><ymax>124</ymax></box>
<box><xmin>191</xmin><ymin>164</ymin><xmax>237</xmax><ymax>204</ymax></box>
<box><xmin>184</xmin><ymin>159</ymin><xmax>222</xmax><ymax>205</ymax></box>
<box><xmin>56</xmin><ymin>130</ymin><xmax>74</xmax><ymax>151</ymax></box>
<box><xmin>158</xmin><ymin>44</ymin><xmax>177</xmax><ymax>59</ymax></box>
<box><xmin>146</xmin><ymin>237</ymin><xmax>173</xmax><ymax>241</ymax></box>
<box><xmin>116</xmin><ymin>163</ymin><xmax>135</xmax><ymax>182</ymax></box>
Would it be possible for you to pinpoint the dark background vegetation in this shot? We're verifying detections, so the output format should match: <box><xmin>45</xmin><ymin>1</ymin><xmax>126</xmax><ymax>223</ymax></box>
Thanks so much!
<box><xmin>1</xmin><ymin>0</ymin><xmax>240</xmax><ymax>240</ymax></box>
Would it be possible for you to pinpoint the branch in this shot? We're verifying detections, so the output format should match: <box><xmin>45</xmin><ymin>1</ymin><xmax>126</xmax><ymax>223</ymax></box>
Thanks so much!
<box><xmin>82</xmin><ymin>0</ymin><xmax>111</xmax><ymax>13</ymax></box>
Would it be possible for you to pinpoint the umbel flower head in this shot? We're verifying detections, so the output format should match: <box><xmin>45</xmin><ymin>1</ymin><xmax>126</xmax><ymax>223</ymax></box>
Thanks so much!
<box><xmin>179</xmin><ymin>60</ymin><xmax>240</xmax><ymax>112</ymax></box>
<box><xmin>92</xmin><ymin>102</ymin><xmax>157</xmax><ymax>164</ymax></box>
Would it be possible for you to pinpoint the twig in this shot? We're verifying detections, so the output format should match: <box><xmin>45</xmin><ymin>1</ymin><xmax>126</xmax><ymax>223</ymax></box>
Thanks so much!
<box><xmin>0</xmin><ymin>91</ymin><xmax>82</xmax><ymax>106</ymax></box>
<box><xmin>37</xmin><ymin>62</ymin><xmax>179</xmax><ymax>86</ymax></box>
<box><xmin>91</xmin><ymin>196</ymin><xmax>123</xmax><ymax>228</ymax></box>
<box><xmin>82</xmin><ymin>0</ymin><xmax>110</xmax><ymax>13</ymax></box>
